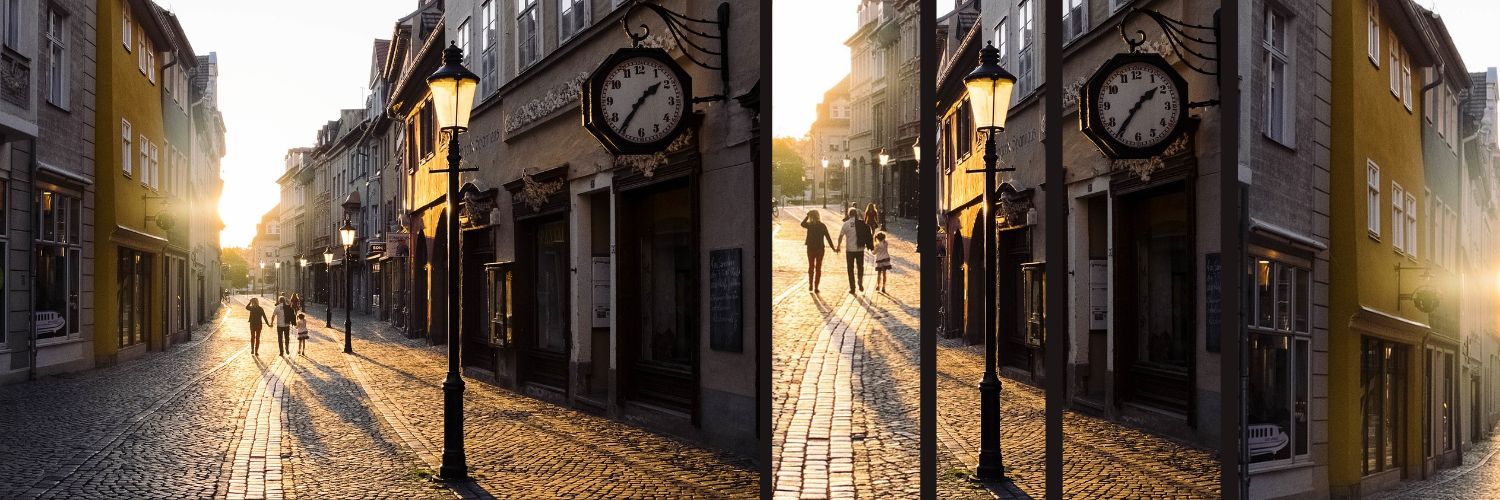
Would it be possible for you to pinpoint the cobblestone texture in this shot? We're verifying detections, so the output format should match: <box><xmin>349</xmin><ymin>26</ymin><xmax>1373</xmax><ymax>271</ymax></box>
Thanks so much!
<box><xmin>0</xmin><ymin>294</ymin><xmax>754</xmax><ymax>499</ymax></box>
<box><xmin>1371</xmin><ymin>429</ymin><xmax>1500</xmax><ymax>500</ymax></box>
<box><xmin>773</xmin><ymin>203</ymin><xmax>1220</xmax><ymax>499</ymax></box>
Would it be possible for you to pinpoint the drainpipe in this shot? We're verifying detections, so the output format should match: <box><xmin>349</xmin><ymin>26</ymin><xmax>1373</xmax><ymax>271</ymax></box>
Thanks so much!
<box><xmin>27</xmin><ymin>137</ymin><xmax>38</xmax><ymax>381</ymax></box>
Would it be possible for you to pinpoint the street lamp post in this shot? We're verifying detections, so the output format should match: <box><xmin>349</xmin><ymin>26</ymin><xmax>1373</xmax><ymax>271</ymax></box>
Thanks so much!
<box><xmin>842</xmin><ymin>157</ymin><xmax>851</xmax><ymax>206</ymax></box>
<box><xmin>820</xmin><ymin>158</ymin><xmax>829</xmax><ymax>208</ymax></box>
<box><xmin>275</xmin><ymin>261</ymin><xmax>282</xmax><ymax>297</ymax></box>
<box><xmin>258</xmin><ymin>261</ymin><xmax>266</xmax><ymax>297</ymax></box>
<box><xmin>300</xmin><ymin>258</ymin><xmax>309</xmax><ymax>303</ymax></box>
<box><xmin>324</xmin><ymin>251</ymin><xmax>334</xmax><ymax>328</ymax></box>
<box><xmin>963</xmin><ymin>41</ymin><xmax>1016</xmax><ymax>483</ymax></box>
<box><xmin>340</xmin><ymin>192</ymin><xmax>360</xmax><ymax>355</ymax></box>
<box><xmin>877</xmin><ymin>149</ymin><xmax>890</xmax><ymax>228</ymax></box>
<box><xmin>427</xmin><ymin>42</ymin><xmax>479</xmax><ymax>482</ymax></box>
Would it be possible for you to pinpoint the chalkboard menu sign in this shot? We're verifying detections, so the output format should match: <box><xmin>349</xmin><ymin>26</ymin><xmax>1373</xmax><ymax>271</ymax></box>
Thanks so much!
<box><xmin>1205</xmin><ymin>253</ymin><xmax>1222</xmax><ymax>353</ymax></box>
<box><xmin>709</xmin><ymin>248</ymin><xmax>744</xmax><ymax>352</ymax></box>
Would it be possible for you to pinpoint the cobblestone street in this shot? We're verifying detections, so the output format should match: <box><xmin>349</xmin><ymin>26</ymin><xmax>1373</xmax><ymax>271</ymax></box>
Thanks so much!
<box><xmin>772</xmin><ymin>203</ymin><xmax>1220</xmax><ymax>499</ymax></box>
<box><xmin>1369</xmin><ymin>429</ymin><xmax>1500</xmax><ymax>500</ymax></box>
<box><xmin>0</xmin><ymin>296</ymin><xmax>755</xmax><ymax>498</ymax></box>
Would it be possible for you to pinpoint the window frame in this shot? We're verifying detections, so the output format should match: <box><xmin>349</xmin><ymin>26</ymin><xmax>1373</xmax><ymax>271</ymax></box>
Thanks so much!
<box><xmin>122</xmin><ymin>120</ymin><xmax>133</xmax><ymax>177</ymax></box>
<box><xmin>1062</xmin><ymin>0</ymin><xmax>1087</xmax><ymax>42</ymax></box>
<box><xmin>517</xmin><ymin>0</ymin><xmax>542</xmax><ymax>70</ymax></box>
<box><xmin>1391</xmin><ymin>182</ymin><xmax>1405</xmax><ymax>254</ymax></box>
<box><xmin>1263</xmin><ymin>7</ymin><xmax>1293</xmax><ymax>146</ymax></box>
<box><xmin>1367</xmin><ymin>160</ymin><xmax>1381</xmax><ymax>239</ymax></box>
<box><xmin>46</xmin><ymin>8</ymin><xmax>69</xmax><ymax>110</ymax></box>
<box><xmin>120</xmin><ymin>0</ymin><xmax>131</xmax><ymax>52</ymax></box>
<box><xmin>1246</xmin><ymin>256</ymin><xmax>1314</xmax><ymax>469</ymax></box>
<box><xmin>1404</xmin><ymin>192</ymin><xmax>1417</xmax><ymax>257</ymax></box>
<box><xmin>558</xmin><ymin>0</ymin><xmax>589</xmax><ymax>42</ymax></box>
<box><xmin>1367</xmin><ymin>0</ymin><xmax>1379</xmax><ymax>66</ymax></box>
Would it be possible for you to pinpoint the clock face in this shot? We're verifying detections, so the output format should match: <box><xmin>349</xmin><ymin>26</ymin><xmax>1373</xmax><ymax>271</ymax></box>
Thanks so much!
<box><xmin>598</xmin><ymin>56</ymin><xmax>687</xmax><ymax>145</ymax></box>
<box><xmin>1094</xmin><ymin>61</ymin><xmax>1184</xmax><ymax>150</ymax></box>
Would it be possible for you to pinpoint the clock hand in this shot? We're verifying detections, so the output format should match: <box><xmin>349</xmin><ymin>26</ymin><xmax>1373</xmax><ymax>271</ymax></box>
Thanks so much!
<box><xmin>621</xmin><ymin>82</ymin><xmax>663</xmax><ymax>131</ymax></box>
<box><xmin>1115</xmin><ymin>87</ymin><xmax>1158</xmax><ymax>137</ymax></box>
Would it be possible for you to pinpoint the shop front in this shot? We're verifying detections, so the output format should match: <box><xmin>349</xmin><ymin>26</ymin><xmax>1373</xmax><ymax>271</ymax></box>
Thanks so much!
<box><xmin>505</xmin><ymin>166</ymin><xmax>570</xmax><ymax>400</ymax></box>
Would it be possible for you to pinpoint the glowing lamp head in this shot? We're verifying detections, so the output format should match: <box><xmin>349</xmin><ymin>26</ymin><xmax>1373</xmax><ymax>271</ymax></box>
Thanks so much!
<box><xmin>426</xmin><ymin>43</ymin><xmax>481</xmax><ymax>132</ymax></box>
<box><xmin>963</xmin><ymin>42</ymin><xmax>1017</xmax><ymax>131</ymax></box>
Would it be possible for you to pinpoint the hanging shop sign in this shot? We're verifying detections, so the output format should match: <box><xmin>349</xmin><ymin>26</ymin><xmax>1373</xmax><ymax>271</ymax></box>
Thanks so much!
<box><xmin>1080</xmin><ymin>52</ymin><xmax>1190</xmax><ymax>160</ymax></box>
<box><xmin>583</xmin><ymin>47</ymin><xmax>693</xmax><ymax>156</ymax></box>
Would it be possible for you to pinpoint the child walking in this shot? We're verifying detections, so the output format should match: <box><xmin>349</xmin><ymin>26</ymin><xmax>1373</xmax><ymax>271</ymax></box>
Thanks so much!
<box><xmin>296</xmin><ymin>313</ymin><xmax>309</xmax><ymax>355</ymax></box>
<box><xmin>873</xmin><ymin>232</ymin><xmax>891</xmax><ymax>293</ymax></box>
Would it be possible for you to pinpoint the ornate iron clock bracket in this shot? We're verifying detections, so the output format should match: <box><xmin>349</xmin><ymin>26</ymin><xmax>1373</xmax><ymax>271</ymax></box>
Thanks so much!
<box><xmin>1118</xmin><ymin>7</ymin><xmax>1221</xmax><ymax>108</ymax></box>
<box><xmin>1394</xmin><ymin>263</ymin><xmax>1441</xmax><ymax>313</ymax></box>
<box><xmin>620</xmin><ymin>1</ymin><xmax>731</xmax><ymax>103</ymax></box>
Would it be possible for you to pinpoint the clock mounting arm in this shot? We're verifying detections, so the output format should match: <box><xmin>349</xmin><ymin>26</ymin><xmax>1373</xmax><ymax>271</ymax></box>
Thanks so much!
<box><xmin>620</xmin><ymin>1</ymin><xmax>732</xmax><ymax>104</ymax></box>
<box><xmin>1117</xmin><ymin>6</ymin><xmax>1223</xmax><ymax>109</ymax></box>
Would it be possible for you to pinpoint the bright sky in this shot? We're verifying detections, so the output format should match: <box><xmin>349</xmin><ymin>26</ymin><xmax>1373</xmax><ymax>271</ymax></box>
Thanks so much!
<box><xmin>772</xmin><ymin>0</ymin><xmax>860</xmax><ymax>138</ymax></box>
<box><xmin>165</xmin><ymin>1</ymin><xmax>416</xmax><ymax>248</ymax></box>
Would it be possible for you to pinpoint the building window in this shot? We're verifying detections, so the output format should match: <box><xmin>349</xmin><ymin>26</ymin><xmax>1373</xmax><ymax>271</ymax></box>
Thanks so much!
<box><xmin>517</xmin><ymin>0</ymin><xmax>541</xmax><ymax>69</ymax></box>
<box><xmin>1404</xmin><ymin>192</ymin><xmax>1417</xmax><ymax>257</ymax></box>
<box><xmin>146</xmin><ymin>39</ymin><xmax>155</xmax><ymax>84</ymax></box>
<box><xmin>0</xmin><ymin>182</ymin><xmax>6</xmax><ymax>343</ymax></box>
<box><xmin>1017</xmin><ymin>0</ymin><xmax>1034</xmax><ymax>93</ymax></box>
<box><xmin>1391</xmin><ymin>183</ymin><xmax>1404</xmax><ymax>253</ymax></box>
<box><xmin>148</xmin><ymin>141</ymin><xmax>159</xmax><ymax>187</ymax></box>
<box><xmin>993</xmin><ymin>18</ymin><xmax>1007</xmax><ymax>63</ymax></box>
<box><xmin>1425</xmin><ymin>69</ymin><xmax>1434</xmax><ymax>122</ymax></box>
<box><xmin>558</xmin><ymin>0</ymin><xmax>587</xmax><ymax>41</ymax></box>
<box><xmin>121</xmin><ymin>0</ymin><xmax>130</xmax><ymax>51</ymax></box>
<box><xmin>1062</xmin><ymin>0</ymin><xmax>1087</xmax><ymax>42</ymax></box>
<box><xmin>1401</xmin><ymin>56</ymin><xmax>1412</xmax><ymax>110</ymax></box>
<box><xmin>1363</xmin><ymin>336</ymin><xmax>1407</xmax><ymax>476</ymax></box>
<box><xmin>1248</xmin><ymin>258</ymin><xmax>1311</xmax><ymax>466</ymax></box>
<box><xmin>122</xmin><ymin>120</ymin><xmax>133</xmax><ymax>176</ymax></box>
<box><xmin>138</xmin><ymin>33</ymin><xmax>146</xmax><ymax>74</ymax></box>
<box><xmin>1426</xmin><ymin>188</ymin><xmax>1433</xmax><ymax>263</ymax></box>
<box><xmin>1264</xmin><ymin>8</ymin><xmax>1290</xmax><ymax>144</ymax></box>
<box><xmin>1389</xmin><ymin>42</ymin><xmax>1399</xmax><ymax>98</ymax></box>
<box><xmin>479</xmin><ymin>0</ymin><xmax>497</xmax><ymax>96</ymax></box>
<box><xmin>118</xmin><ymin>248</ymin><xmax>151</xmax><ymax>347</ymax></box>
<box><xmin>46</xmin><ymin>8</ymin><xmax>68</xmax><ymax>109</ymax></box>
<box><xmin>35</xmin><ymin>190</ymin><xmax>82</xmax><ymax>341</ymax></box>
<box><xmin>456</xmin><ymin>18</ymin><xmax>471</xmax><ymax>67</ymax></box>
<box><xmin>1367</xmin><ymin>161</ymin><xmax>1380</xmax><ymax>238</ymax></box>
<box><xmin>1448</xmin><ymin>95</ymin><xmax>1459</xmax><ymax>150</ymax></box>
<box><xmin>1367</xmin><ymin>0</ymin><xmax>1379</xmax><ymax>65</ymax></box>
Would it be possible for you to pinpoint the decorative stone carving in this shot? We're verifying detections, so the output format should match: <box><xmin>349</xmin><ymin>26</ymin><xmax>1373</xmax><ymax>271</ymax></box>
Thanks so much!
<box><xmin>517</xmin><ymin>171</ymin><xmax>564</xmax><ymax>213</ymax></box>
<box><xmin>505</xmin><ymin>72</ymin><xmax>590</xmax><ymax>134</ymax></box>
<box><xmin>0</xmin><ymin>52</ymin><xmax>29</xmax><ymax>109</ymax></box>
<box><xmin>1110</xmin><ymin>131</ymin><xmax>1191</xmax><ymax>182</ymax></box>
<box><xmin>610</xmin><ymin>128</ymin><xmax>695</xmax><ymax>178</ymax></box>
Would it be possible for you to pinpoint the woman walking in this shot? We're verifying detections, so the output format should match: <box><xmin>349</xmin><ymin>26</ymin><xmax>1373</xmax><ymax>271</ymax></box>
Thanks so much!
<box><xmin>801</xmin><ymin>210</ymin><xmax>838</xmax><ymax>293</ymax></box>
<box><xmin>272</xmin><ymin>296</ymin><xmax>292</xmax><ymax>356</ymax></box>
<box><xmin>290</xmin><ymin>293</ymin><xmax>302</xmax><ymax>314</ymax></box>
<box><xmin>246</xmin><ymin>297</ymin><xmax>271</xmax><ymax>355</ymax></box>
<box><xmin>864</xmin><ymin>203</ymin><xmax>880</xmax><ymax>231</ymax></box>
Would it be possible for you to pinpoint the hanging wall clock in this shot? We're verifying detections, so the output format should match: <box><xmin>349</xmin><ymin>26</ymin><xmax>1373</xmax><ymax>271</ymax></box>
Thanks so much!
<box><xmin>583</xmin><ymin>47</ymin><xmax>693</xmax><ymax>155</ymax></box>
<box><xmin>1080</xmin><ymin>52</ymin><xmax>1190</xmax><ymax>159</ymax></box>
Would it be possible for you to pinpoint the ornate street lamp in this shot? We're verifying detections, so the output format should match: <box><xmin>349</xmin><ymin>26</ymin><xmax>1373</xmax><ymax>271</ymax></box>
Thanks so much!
<box><xmin>258</xmin><ymin>261</ymin><xmax>266</xmax><ymax>297</ymax></box>
<box><xmin>963</xmin><ymin>40</ymin><xmax>1016</xmax><ymax>483</ymax></box>
<box><xmin>842</xmin><ymin>157</ymin><xmax>851</xmax><ymax>206</ymax></box>
<box><xmin>299</xmin><ymin>258</ymin><xmax>309</xmax><ymax>304</ymax></box>
<box><xmin>340</xmin><ymin>191</ymin><xmax>360</xmax><ymax>355</ymax></box>
<box><xmin>877</xmin><ymin>148</ymin><xmax>890</xmax><ymax>228</ymax></box>
<box><xmin>323</xmin><ymin>250</ymin><xmax>335</xmax><ymax>327</ymax></box>
<box><xmin>274</xmin><ymin>262</ymin><xmax>282</xmax><ymax>297</ymax></box>
<box><xmin>427</xmin><ymin>41</ymin><xmax>479</xmax><ymax>483</ymax></box>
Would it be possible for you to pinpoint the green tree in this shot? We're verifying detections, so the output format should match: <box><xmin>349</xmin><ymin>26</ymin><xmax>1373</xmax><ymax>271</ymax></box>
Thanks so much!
<box><xmin>222</xmin><ymin>249</ymin><xmax>250</xmax><ymax>289</ymax></box>
<box><xmin>772</xmin><ymin>137</ymin><xmax>808</xmax><ymax>197</ymax></box>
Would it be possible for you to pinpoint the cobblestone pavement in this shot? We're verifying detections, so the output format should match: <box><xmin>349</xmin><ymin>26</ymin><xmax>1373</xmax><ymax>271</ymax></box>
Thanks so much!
<box><xmin>0</xmin><ymin>295</ymin><xmax>755</xmax><ymax>498</ymax></box>
<box><xmin>1371</xmin><ymin>428</ymin><xmax>1500</xmax><ymax>500</ymax></box>
<box><xmin>772</xmin><ymin>204</ymin><xmax>923</xmax><ymax>498</ymax></box>
<box><xmin>773</xmin><ymin>203</ymin><xmax>1220</xmax><ymax>499</ymax></box>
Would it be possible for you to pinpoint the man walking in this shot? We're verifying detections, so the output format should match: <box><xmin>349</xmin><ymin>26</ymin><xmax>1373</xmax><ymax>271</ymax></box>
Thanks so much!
<box><xmin>836</xmin><ymin>207</ymin><xmax>871</xmax><ymax>294</ymax></box>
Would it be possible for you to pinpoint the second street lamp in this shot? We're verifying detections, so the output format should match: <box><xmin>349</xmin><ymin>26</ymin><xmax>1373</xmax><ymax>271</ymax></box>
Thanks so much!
<box><xmin>324</xmin><ymin>250</ymin><xmax>334</xmax><ymax>327</ymax></box>
<box><xmin>842</xmin><ymin>157</ymin><xmax>851</xmax><ymax>206</ymax></box>
<box><xmin>340</xmin><ymin>191</ymin><xmax>360</xmax><ymax>355</ymax></box>
<box><xmin>963</xmin><ymin>40</ymin><xmax>1016</xmax><ymax>483</ymax></box>
<box><xmin>427</xmin><ymin>41</ymin><xmax>479</xmax><ymax>483</ymax></box>
<box><xmin>877</xmin><ymin>149</ymin><xmax>890</xmax><ymax>229</ymax></box>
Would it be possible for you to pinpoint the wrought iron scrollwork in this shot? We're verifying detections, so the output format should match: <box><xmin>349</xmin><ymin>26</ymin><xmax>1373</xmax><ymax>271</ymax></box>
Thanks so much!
<box><xmin>620</xmin><ymin>1</ymin><xmax>731</xmax><ymax>102</ymax></box>
<box><xmin>1118</xmin><ymin>7</ymin><xmax>1219</xmax><ymax>76</ymax></box>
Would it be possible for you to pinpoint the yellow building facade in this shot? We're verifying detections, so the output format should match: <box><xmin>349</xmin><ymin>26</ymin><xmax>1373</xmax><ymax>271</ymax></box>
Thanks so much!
<box><xmin>1328</xmin><ymin>0</ymin><xmax>1440</xmax><ymax>496</ymax></box>
<box><xmin>92</xmin><ymin>0</ymin><xmax>174</xmax><ymax>365</ymax></box>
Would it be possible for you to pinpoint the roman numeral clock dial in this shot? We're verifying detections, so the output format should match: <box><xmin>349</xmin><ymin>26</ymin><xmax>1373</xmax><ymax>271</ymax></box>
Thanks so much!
<box><xmin>583</xmin><ymin>48</ymin><xmax>693</xmax><ymax>155</ymax></box>
<box><xmin>1080</xmin><ymin>53</ymin><xmax>1190</xmax><ymax>159</ymax></box>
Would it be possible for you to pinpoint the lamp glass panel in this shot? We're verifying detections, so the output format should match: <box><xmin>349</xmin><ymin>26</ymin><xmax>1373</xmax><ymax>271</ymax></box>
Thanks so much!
<box><xmin>340</xmin><ymin>228</ymin><xmax>356</xmax><ymax>247</ymax></box>
<box><xmin>965</xmin><ymin>77</ymin><xmax>1015</xmax><ymax>130</ymax></box>
<box><xmin>429</xmin><ymin>77</ymin><xmax>458</xmax><ymax>129</ymax></box>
